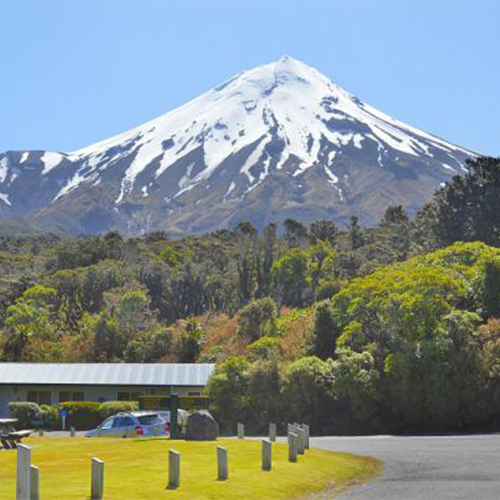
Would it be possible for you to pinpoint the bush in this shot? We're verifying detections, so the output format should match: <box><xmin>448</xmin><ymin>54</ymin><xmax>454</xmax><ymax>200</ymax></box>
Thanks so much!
<box><xmin>247</xmin><ymin>337</ymin><xmax>281</xmax><ymax>360</ymax></box>
<box><xmin>59</xmin><ymin>401</ymin><xmax>101</xmax><ymax>430</ymax></box>
<box><xmin>8</xmin><ymin>402</ymin><xmax>41</xmax><ymax>428</ymax></box>
<box><xmin>40</xmin><ymin>404</ymin><xmax>61</xmax><ymax>428</ymax></box>
<box><xmin>237</xmin><ymin>298</ymin><xmax>277</xmax><ymax>341</ymax></box>
<box><xmin>98</xmin><ymin>401</ymin><xmax>139</xmax><ymax>419</ymax></box>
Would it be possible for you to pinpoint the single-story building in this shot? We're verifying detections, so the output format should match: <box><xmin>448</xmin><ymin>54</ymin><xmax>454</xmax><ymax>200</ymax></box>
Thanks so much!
<box><xmin>0</xmin><ymin>363</ymin><xmax>216</xmax><ymax>416</ymax></box>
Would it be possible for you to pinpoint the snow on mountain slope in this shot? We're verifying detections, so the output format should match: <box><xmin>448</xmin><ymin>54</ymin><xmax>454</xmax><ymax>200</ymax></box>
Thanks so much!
<box><xmin>0</xmin><ymin>56</ymin><xmax>476</xmax><ymax>234</ymax></box>
<box><xmin>62</xmin><ymin>55</ymin><xmax>472</xmax><ymax>205</ymax></box>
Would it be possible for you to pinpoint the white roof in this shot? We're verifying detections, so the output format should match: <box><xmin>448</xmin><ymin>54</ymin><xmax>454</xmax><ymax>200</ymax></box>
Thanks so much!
<box><xmin>0</xmin><ymin>363</ymin><xmax>215</xmax><ymax>387</ymax></box>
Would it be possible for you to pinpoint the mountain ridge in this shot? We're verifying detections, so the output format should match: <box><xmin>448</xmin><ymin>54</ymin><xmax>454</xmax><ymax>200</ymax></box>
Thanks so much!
<box><xmin>0</xmin><ymin>56</ymin><xmax>475</xmax><ymax>234</ymax></box>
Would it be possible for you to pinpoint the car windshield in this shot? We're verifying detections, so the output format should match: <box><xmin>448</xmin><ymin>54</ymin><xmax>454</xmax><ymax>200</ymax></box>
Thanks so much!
<box><xmin>138</xmin><ymin>414</ymin><xmax>163</xmax><ymax>425</ymax></box>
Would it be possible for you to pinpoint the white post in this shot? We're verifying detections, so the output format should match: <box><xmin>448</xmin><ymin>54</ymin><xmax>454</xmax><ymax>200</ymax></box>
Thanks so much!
<box><xmin>29</xmin><ymin>466</ymin><xmax>40</xmax><ymax>500</ymax></box>
<box><xmin>168</xmin><ymin>449</ymin><xmax>180</xmax><ymax>489</ymax></box>
<box><xmin>269</xmin><ymin>423</ymin><xmax>277</xmax><ymax>442</ymax></box>
<box><xmin>288</xmin><ymin>432</ymin><xmax>298</xmax><ymax>463</ymax></box>
<box><xmin>237</xmin><ymin>423</ymin><xmax>245</xmax><ymax>439</ymax></box>
<box><xmin>296</xmin><ymin>427</ymin><xmax>306</xmax><ymax>455</ymax></box>
<box><xmin>262</xmin><ymin>439</ymin><xmax>272</xmax><ymax>471</ymax></box>
<box><xmin>61</xmin><ymin>416</ymin><xmax>66</xmax><ymax>431</ymax></box>
<box><xmin>304</xmin><ymin>424</ymin><xmax>310</xmax><ymax>449</ymax></box>
<box><xmin>16</xmin><ymin>444</ymin><xmax>31</xmax><ymax>500</ymax></box>
<box><xmin>70</xmin><ymin>426</ymin><xmax>76</xmax><ymax>437</ymax></box>
<box><xmin>91</xmin><ymin>458</ymin><xmax>104</xmax><ymax>500</ymax></box>
<box><xmin>217</xmin><ymin>446</ymin><xmax>228</xmax><ymax>481</ymax></box>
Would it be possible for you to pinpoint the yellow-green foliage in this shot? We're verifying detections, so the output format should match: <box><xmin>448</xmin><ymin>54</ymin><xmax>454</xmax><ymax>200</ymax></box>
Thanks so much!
<box><xmin>275</xmin><ymin>307</ymin><xmax>313</xmax><ymax>335</ymax></box>
<box><xmin>0</xmin><ymin>437</ymin><xmax>380</xmax><ymax>500</ymax></box>
<box><xmin>333</xmin><ymin>242</ymin><xmax>500</xmax><ymax>341</ymax></box>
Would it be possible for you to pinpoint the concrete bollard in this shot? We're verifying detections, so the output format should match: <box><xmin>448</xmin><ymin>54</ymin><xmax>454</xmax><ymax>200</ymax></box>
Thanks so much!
<box><xmin>287</xmin><ymin>424</ymin><xmax>297</xmax><ymax>445</ymax></box>
<box><xmin>91</xmin><ymin>458</ymin><xmax>104</xmax><ymax>500</ymax></box>
<box><xmin>217</xmin><ymin>446</ymin><xmax>228</xmax><ymax>481</ymax></box>
<box><xmin>288</xmin><ymin>432</ymin><xmax>298</xmax><ymax>463</ymax></box>
<box><xmin>269</xmin><ymin>423</ymin><xmax>277</xmax><ymax>442</ymax></box>
<box><xmin>237</xmin><ymin>423</ymin><xmax>245</xmax><ymax>439</ymax></box>
<box><xmin>303</xmin><ymin>424</ymin><xmax>310</xmax><ymax>449</ymax></box>
<box><xmin>29</xmin><ymin>466</ymin><xmax>40</xmax><ymax>500</ymax></box>
<box><xmin>37</xmin><ymin>429</ymin><xmax>44</xmax><ymax>437</ymax></box>
<box><xmin>296</xmin><ymin>427</ymin><xmax>306</xmax><ymax>455</ymax></box>
<box><xmin>16</xmin><ymin>444</ymin><xmax>31</xmax><ymax>500</ymax></box>
<box><xmin>168</xmin><ymin>449</ymin><xmax>181</xmax><ymax>489</ymax></box>
<box><xmin>70</xmin><ymin>426</ymin><xmax>76</xmax><ymax>437</ymax></box>
<box><xmin>262</xmin><ymin>439</ymin><xmax>272</xmax><ymax>471</ymax></box>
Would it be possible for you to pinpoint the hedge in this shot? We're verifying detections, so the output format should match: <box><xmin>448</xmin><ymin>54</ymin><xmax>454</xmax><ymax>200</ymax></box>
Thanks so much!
<box><xmin>40</xmin><ymin>404</ymin><xmax>61</xmax><ymax>428</ymax></box>
<box><xmin>59</xmin><ymin>401</ymin><xmax>101</xmax><ymax>430</ymax></box>
<box><xmin>8</xmin><ymin>402</ymin><xmax>41</xmax><ymax>428</ymax></box>
<box><xmin>9</xmin><ymin>400</ymin><xmax>142</xmax><ymax>430</ymax></box>
<box><xmin>98</xmin><ymin>401</ymin><xmax>139</xmax><ymax>419</ymax></box>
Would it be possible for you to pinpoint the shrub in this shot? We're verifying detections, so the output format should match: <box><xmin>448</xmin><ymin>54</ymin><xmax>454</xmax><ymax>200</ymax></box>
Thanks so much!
<box><xmin>40</xmin><ymin>404</ymin><xmax>61</xmax><ymax>428</ymax></box>
<box><xmin>198</xmin><ymin>345</ymin><xmax>224</xmax><ymax>363</ymax></box>
<box><xmin>59</xmin><ymin>401</ymin><xmax>101</xmax><ymax>430</ymax></box>
<box><xmin>98</xmin><ymin>401</ymin><xmax>139</xmax><ymax>419</ymax></box>
<box><xmin>247</xmin><ymin>337</ymin><xmax>281</xmax><ymax>360</ymax></box>
<box><xmin>237</xmin><ymin>298</ymin><xmax>277</xmax><ymax>341</ymax></box>
<box><xmin>8</xmin><ymin>402</ymin><xmax>41</xmax><ymax>428</ymax></box>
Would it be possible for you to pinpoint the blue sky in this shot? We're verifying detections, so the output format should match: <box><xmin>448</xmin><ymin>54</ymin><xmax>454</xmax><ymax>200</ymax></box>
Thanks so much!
<box><xmin>1</xmin><ymin>1</ymin><xmax>498</xmax><ymax>155</ymax></box>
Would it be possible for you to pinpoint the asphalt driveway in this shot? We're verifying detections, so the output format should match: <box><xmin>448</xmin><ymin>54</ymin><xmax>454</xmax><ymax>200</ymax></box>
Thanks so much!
<box><xmin>311</xmin><ymin>434</ymin><xmax>500</xmax><ymax>500</ymax></box>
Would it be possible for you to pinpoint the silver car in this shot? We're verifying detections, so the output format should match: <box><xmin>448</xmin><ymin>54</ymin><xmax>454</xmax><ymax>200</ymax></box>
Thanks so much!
<box><xmin>85</xmin><ymin>412</ymin><xmax>169</xmax><ymax>438</ymax></box>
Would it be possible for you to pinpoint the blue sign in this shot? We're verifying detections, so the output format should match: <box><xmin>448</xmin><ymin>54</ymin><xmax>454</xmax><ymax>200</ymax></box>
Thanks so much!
<box><xmin>60</xmin><ymin>409</ymin><xmax>68</xmax><ymax>418</ymax></box>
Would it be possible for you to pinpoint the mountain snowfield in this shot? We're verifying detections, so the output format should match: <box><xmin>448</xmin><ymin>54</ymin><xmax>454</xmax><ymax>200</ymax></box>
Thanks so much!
<box><xmin>0</xmin><ymin>56</ymin><xmax>475</xmax><ymax>234</ymax></box>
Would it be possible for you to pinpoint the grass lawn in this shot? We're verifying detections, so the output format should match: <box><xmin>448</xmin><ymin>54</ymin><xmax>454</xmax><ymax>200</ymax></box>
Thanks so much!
<box><xmin>0</xmin><ymin>436</ymin><xmax>381</xmax><ymax>500</ymax></box>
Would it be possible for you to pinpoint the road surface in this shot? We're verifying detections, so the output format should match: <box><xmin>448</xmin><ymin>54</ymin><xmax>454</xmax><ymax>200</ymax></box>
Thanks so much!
<box><xmin>311</xmin><ymin>434</ymin><xmax>500</xmax><ymax>500</ymax></box>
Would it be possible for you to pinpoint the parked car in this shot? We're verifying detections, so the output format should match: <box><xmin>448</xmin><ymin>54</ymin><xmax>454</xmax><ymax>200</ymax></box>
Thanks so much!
<box><xmin>85</xmin><ymin>412</ymin><xmax>169</xmax><ymax>438</ymax></box>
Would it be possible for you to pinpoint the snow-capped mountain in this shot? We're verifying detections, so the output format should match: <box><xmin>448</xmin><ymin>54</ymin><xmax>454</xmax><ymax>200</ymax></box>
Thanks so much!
<box><xmin>0</xmin><ymin>56</ymin><xmax>474</xmax><ymax>234</ymax></box>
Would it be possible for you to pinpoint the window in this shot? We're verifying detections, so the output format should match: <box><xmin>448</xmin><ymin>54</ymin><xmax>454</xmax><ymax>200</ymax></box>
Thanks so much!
<box><xmin>117</xmin><ymin>391</ymin><xmax>143</xmax><ymax>401</ymax></box>
<box><xmin>138</xmin><ymin>414</ymin><xmax>163</xmax><ymax>425</ymax></box>
<box><xmin>59</xmin><ymin>391</ymin><xmax>85</xmax><ymax>403</ymax></box>
<box><xmin>113</xmin><ymin>417</ymin><xmax>134</xmax><ymax>428</ymax></box>
<box><xmin>27</xmin><ymin>391</ymin><xmax>52</xmax><ymax>405</ymax></box>
<box><xmin>100</xmin><ymin>418</ymin><xmax>114</xmax><ymax>430</ymax></box>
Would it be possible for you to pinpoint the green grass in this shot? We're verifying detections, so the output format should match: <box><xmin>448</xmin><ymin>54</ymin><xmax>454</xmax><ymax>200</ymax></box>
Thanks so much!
<box><xmin>0</xmin><ymin>437</ymin><xmax>381</xmax><ymax>499</ymax></box>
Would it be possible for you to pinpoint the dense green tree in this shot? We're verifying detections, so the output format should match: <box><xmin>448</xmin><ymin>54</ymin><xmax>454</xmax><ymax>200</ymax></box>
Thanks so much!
<box><xmin>309</xmin><ymin>220</ymin><xmax>338</xmax><ymax>246</ymax></box>
<box><xmin>271</xmin><ymin>248</ymin><xmax>309</xmax><ymax>310</ymax></box>
<box><xmin>348</xmin><ymin>216</ymin><xmax>365</xmax><ymax>250</ymax></box>
<box><xmin>309</xmin><ymin>301</ymin><xmax>341</xmax><ymax>359</ymax></box>
<box><xmin>179</xmin><ymin>317</ymin><xmax>205</xmax><ymax>363</ymax></box>
<box><xmin>329</xmin><ymin>349</ymin><xmax>380</xmax><ymax>426</ymax></box>
<box><xmin>282</xmin><ymin>356</ymin><xmax>333</xmax><ymax>430</ymax></box>
<box><xmin>307</xmin><ymin>241</ymin><xmax>335</xmax><ymax>301</ymax></box>
<box><xmin>93</xmin><ymin>315</ymin><xmax>125</xmax><ymax>362</ymax></box>
<box><xmin>3</xmin><ymin>286</ymin><xmax>59</xmax><ymax>360</ymax></box>
<box><xmin>283</xmin><ymin>218</ymin><xmax>308</xmax><ymax>248</ymax></box>
<box><xmin>237</xmin><ymin>298</ymin><xmax>277</xmax><ymax>341</ymax></box>
<box><xmin>207</xmin><ymin>356</ymin><xmax>251</xmax><ymax>431</ymax></box>
<box><xmin>417</xmin><ymin>156</ymin><xmax>500</xmax><ymax>247</ymax></box>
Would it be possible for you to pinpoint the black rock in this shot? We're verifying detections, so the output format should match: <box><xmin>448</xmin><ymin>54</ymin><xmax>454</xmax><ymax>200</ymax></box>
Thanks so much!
<box><xmin>185</xmin><ymin>410</ymin><xmax>219</xmax><ymax>441</ymax></box>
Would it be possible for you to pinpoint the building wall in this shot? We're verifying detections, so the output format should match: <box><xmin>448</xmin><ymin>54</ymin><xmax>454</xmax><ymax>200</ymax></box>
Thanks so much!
<box><xmin>0</xmin><ymin>384</ymin><xmax>204</xmax><ymax>417</ymax></box>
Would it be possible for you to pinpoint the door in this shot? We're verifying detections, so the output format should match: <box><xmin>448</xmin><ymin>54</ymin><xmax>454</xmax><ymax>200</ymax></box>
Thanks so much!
<box><xmin>113</xmin><ymin>416</ymin><xmax>136</xmax><ymax>438</ymax></box>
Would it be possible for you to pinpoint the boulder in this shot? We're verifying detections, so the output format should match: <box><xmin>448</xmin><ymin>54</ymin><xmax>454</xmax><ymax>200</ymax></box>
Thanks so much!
<box><xmin>185</xmin><ymin>410</ymin><xmax>219</xmax><ymax>441</ymax></box>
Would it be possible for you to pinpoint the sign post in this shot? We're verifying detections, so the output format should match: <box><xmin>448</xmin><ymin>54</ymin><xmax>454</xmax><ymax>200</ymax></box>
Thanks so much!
<box><xmin>60</xmin><ymin>409</ymin><xmax>68</xmax><ymax>431</ymax></box>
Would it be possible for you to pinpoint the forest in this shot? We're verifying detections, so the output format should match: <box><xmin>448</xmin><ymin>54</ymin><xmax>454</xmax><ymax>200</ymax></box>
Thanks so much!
<box><xmin>1</xmin><ymin>156</ymin><xmax>500</xmax><ymax>434</ymax></box>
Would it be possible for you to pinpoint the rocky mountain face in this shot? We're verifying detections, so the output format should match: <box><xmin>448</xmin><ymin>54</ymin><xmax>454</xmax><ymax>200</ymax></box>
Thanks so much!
<box><xmin>0</xmin><ymin>56</ymin><xmax>475</xmax><ymax>235</ymax></box>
